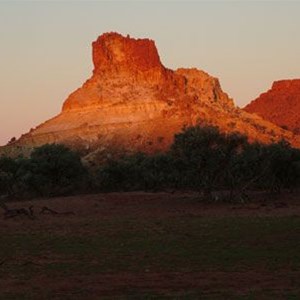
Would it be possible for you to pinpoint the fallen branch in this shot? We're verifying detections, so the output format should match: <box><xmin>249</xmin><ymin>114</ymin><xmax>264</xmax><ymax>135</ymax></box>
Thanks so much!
<box><xmin>39</xmin><ymin>206</ymin><xmax>75</xmax><ymax>216</ymax></box>
<box><xmin>3</xmin><ymin>206</ymin><xmax>35</xmax><ymax>220</ymax></box>
<box><xmin>39</xmin><ymin>206</ymin><xmax>58</xmax><ymax>215</ymax></box>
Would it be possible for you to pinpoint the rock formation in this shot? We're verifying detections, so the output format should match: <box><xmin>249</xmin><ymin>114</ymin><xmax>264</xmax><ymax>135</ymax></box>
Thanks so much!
<box><xmin>4</xmin><ymin>32</ymin><xmax>300</xmax><ymax>159</ymax></box>
<box><xmin>244</xmin><ymin>80</ymin><xmax>300</xmax><ymax>134</ymax></box>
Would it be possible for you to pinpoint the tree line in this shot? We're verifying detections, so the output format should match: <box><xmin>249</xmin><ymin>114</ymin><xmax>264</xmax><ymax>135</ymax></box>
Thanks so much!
<box><xmin>1</xmin><ymin>126</ymin><xmax>300</xmax><ymax>202</ymax></box>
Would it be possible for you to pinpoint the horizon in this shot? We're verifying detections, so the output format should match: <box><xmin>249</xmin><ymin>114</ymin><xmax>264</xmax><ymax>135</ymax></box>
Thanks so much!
<box><xmin>1</xmin><ymin>1</ymin><xmax>300</xmax><ymax>145</ymax></box>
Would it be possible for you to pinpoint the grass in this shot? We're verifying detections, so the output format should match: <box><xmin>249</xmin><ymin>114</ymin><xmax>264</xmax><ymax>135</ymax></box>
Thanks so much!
<box><xmin>1</xmin><ymin>215</ymin><xmax>300</xmax><ymax>298</ymax></box>
<box><xmin>1</xmin><ymin>216</ymin><xmax>300</xmax><ymax>272</ymax></box>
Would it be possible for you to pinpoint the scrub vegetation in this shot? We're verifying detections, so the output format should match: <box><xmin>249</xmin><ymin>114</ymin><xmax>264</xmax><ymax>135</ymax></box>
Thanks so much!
<box><xmin>3</xmin><ymin>125</ymin><xmax>299</xmax><ymax>201</ymax></box>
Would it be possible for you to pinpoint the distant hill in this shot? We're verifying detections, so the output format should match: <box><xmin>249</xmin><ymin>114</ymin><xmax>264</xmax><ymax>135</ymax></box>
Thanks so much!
<box><xmin>244</xmin><ymin>80</ymin><xmax>300</xmax><ymax>134</ymax></box>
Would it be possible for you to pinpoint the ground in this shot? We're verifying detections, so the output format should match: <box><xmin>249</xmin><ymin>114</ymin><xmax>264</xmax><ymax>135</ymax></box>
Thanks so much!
<box><xmin>0</xmin><ymin>191</ymin><xmax>300</xmax><ymax>299</ymax></box>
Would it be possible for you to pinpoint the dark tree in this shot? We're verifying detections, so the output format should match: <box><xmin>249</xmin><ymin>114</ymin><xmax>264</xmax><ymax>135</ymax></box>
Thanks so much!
<box><xmin>21</xmin><ymin>144</ymin><xmax>87</xmax><ymax>196</ymax></box>
<box><xmin>170</xmin><ymin>126</ymin><xmax>247</xmax><ymax>198</ymax></box>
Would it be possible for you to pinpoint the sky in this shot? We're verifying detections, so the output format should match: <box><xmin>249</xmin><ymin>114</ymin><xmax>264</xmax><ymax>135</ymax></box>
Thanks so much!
<box><xmin>0</xmin><ymin>1</ymin><xmax>299</xmax><ymax>146</ymax></box>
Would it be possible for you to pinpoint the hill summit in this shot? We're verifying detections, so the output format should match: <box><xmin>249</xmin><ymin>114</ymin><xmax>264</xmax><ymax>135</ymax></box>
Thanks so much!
<box><xmin>7</xmin><ymin>32</ymin><xmax>299</xmax><ymax>157</ymax></box>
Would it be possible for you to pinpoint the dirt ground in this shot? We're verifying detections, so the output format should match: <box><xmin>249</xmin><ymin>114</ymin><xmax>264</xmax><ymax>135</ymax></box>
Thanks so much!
<box><xmin>0</xmin><ymin>191</ymin><xmax>300</xmax><ymax>299</ymax></box>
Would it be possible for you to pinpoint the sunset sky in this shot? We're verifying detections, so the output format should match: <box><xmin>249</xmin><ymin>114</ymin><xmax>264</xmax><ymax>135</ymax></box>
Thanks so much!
<box><xmin>0</xmin><ymin>1</ymin><xmax>299</xmax><ymax>146</ymax></box>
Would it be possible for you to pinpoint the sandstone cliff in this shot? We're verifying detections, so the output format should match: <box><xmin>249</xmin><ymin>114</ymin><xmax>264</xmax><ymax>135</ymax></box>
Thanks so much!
<box><xmin>6</xmin><ymin>33</ymin><xmax>300</xmax><ymax>159</ymax></box>
<box><xmin>244</xmin><ymin>80</ymin><xmax>300</xmax><ymax>134</ymax></box>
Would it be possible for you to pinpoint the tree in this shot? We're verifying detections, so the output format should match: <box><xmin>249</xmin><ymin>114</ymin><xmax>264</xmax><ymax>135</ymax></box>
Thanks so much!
<box><xmin>0</xmin><ymin>156</ymin><xmax>19</xmax><ymax>195</ymax></box>
<box><xmin>261</xmin><ymin>141</ymin><xmax>300</xmax><ymax>192</ymax></box>
<box><xmin>21</xmin><ymin>144</ymin><xmax>87</xmax><ymax>196</ymax></box>
<box><xmin>170</xmin><ymin>126</ymin><xmax>247</xmax><ymax>198</ymax></box>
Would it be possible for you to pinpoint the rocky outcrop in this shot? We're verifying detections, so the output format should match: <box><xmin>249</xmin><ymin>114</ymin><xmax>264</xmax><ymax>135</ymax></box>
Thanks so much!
<box><xmin>244</xmin><ymin>80</ymin><xmax>300</xmax><ymax>134</ymax></box>
<box><xmin>8</xmin><ymin>32</ymin><xmax>300</xmax><ymax>158</ymax></box>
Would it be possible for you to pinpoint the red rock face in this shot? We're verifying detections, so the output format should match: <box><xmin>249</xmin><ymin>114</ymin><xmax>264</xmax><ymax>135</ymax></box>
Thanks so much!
<box><xmin>9</xmin><ymin>32</ymin><xmax>300</xmax><ymax>158</ymax></box>
<box><xmin>92</xmin><ymin>33</ymin><xmax>165</xmax><ymax>75</ymax></box>
<box><xmin>244</xmin><ymin>80</ymin><xmax>300</xmax><ymax>133</ymax></box>
<box><xmin>62</xmin><ymin>32</ymin><xmax>181</xmax><ymax>112</ymax></box>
